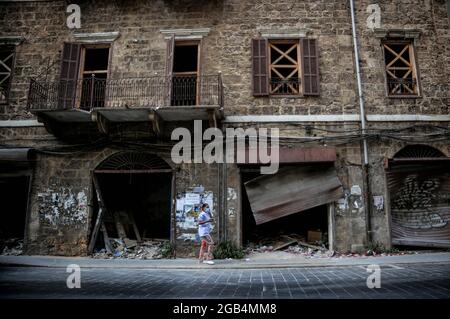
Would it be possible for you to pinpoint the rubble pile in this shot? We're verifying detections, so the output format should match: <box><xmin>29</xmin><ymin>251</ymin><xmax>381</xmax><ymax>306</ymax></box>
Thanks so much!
<box><xmin>92</xmin><ymin>238</ymin><xmax>168</xmax><ymax>259</ymax></box>
<box><xmin>245</xmin><ymin>233</ymin><xmax>335</xmax><ymax>258</ymax></box>
<box><xmin>1</xmin><ymin>238</ymin><xmax>23</xmax><ymax>256</ymax></box>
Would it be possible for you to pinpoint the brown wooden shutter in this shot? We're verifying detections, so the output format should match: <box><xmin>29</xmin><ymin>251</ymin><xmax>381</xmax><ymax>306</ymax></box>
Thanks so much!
<box><xmin>301</xmin><ymin>38</ymin><xmax>320</xmax><ymax>96</ymax></box>
<box><xmin>59</xmin><ymin>42</ymin><xmax>81</xmax><ymax>109</ymax></box>
<box><xmin>251</xmin><ymin>38</ymin><xmax>269</xmax><ymax>96</ymax></box>
<box><xmin>165</xmin><ymin>35</ymin><xmax>175</xmax><ymax>105</ymax></box>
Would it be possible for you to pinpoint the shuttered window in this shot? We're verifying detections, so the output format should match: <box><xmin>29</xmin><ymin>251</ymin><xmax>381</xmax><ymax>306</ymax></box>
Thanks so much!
<box><xmin>59</xmin><ymin>42</ymin><xmax>81</xmax><ymax>109</ymax></box>
<box><xmin>251</xmin><ymin>38</ymin><xmax>269</xmax><ymax>96</ymax></box>
<box><xmin>301</xmin><ymin>38</ymin><xmax>320</xmax><ymax>96</ymax></box>
<box><xmin>251</xmin><ymin>38</ymin><xmax>320</xmax><ymax>97</ymax></box>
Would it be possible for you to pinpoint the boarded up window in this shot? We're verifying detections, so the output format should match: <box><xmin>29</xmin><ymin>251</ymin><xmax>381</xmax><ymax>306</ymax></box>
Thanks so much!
<box><xmin>244</xmin><ymin>165</ymin><xmax>343</xmax><ymax>225</ymax></box>
<box><xmin>382</xmin><ymin>40</ymin><xmax>420</xmax><ymax>97</ymax></box>
<box><xmin>0</xmin><ymin>46</ymin><xmax>15</xmax><ymax>104</ymax></box>
<box><xmin>269</xmin><ymin>40</ymin><xmax>300</xmax><ymax>95</ymax></box>
<box><xmin>252</xmin><ymin>38</ymin><xmax>319</xmax><ymax>97</ymax></box>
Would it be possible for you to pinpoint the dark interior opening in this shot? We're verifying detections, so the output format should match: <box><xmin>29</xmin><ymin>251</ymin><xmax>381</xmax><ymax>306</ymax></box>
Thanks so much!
<box><xmin>96</xmin><ymin>173</ymin><xmax>172</xmax><ymax>242</ymax></box>
<box><xmin>80</xmin><ymin>47</ymin><xmax>109</xmax><ymax>109</ymax></box>
<box><xmin>0</xmin><ymin>176</ymin><xmax>30</xmax><ymax>252</ymax></box>
<box><xmin>241</xmin><ymin>170</ymin><xmax>329</xmax><ymax>248</ymax></box>
<box><xmin>173</xmin><ymin>44</ymin><xmax>198</xmax><ymax>73</ymax></box>
<box><xmin>83</xmin><ymin>47</ymin><xmax>110</xmax><ymax>72</ymax></box>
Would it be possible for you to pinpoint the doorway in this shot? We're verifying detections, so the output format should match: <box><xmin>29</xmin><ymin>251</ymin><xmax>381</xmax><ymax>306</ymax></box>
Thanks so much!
<box><xmin>172</xmin><ymin>41</ymin><xmax>200</xmax><ymax>106</ymax></box>
<box><xmin>0</xmin><ymin>176</ymin><xmax>31</xmax><ymax>254</ymax></box>
<box><xmin>240</xmin><ymin>166</ymin><xmax>334</xmax><ymax>250</ymax></box>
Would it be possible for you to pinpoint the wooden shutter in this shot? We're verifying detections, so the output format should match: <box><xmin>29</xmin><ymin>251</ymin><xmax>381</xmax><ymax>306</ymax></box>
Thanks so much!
<box><xmin>251</xmin><ymin>38</ymin><xmax>269</xmax><ymax>96</ymax></box>
<box><xmin>165</xmin><ymin>35</ymin><xmax>175</xmax><ymax>105</ymax></box>
<box><xmin>301</xmin><ymin>38</ymin><xmax>320</xmax><ymax>96</ymax></box>
<box><xmin>59</xmin><ymin>42</ymin><xmax>81</xmax><ymax>109</ymax></box>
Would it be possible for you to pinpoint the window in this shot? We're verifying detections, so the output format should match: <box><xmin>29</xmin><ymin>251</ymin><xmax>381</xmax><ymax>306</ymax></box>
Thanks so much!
<box><xmin>382</xmin><ymin>40</ymin><xmax>420</xmax><ymax>97</ymax></box>
<box><xmin>269</xmin><ymin>40</ymin><xmax>300</xmax><ymax>95</ymax></box>
<box><xmin>0</xmin><ymin>46</ymin><xmax>15</xmax><ymax>104</ymax></box>
<box><xmin>58</xmin><ymin>43</ymin><xmax>110</xmax><ymax>110</ymax></box>
<box><xmin>79</xmin><ymin>45</ymin><xmax>110</xmax><ymax>109</ymax></box>
<box><xmin>252</xmin><ymin>38</ymin><xmax>319</xmax><ymax>97</ymax></box>
<box><xmin>171</xmin><ymin>41</ymin><xmax>200</xmax><ymax>106</ymax></box>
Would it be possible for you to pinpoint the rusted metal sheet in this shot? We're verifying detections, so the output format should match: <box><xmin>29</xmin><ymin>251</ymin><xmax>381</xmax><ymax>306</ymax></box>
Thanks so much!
<box><xmin>244</xmin><ymin>146</ymin><xmax>336</xmax><ymax>164</ymax></box>
<box><xmin>244</xmin><ymin>165</ymin><xmax>343</xmax><ymax>225</ymax></box>
<box><xmin>387</xmin><ymin>163</ymin><xmax>450</xmax><ymax>248</ymax></box>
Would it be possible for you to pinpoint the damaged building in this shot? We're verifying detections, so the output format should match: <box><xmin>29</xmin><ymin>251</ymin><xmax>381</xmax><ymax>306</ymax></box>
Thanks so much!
<box><xmin>0</xmin><ymin>0</ymin><xmax>449</xmax><ymax>258</ymax></box>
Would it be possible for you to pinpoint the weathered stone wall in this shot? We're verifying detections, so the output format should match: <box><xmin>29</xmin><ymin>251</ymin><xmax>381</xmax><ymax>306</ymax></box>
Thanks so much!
<box><xmin>356</xmin><ymin>0</ymin><xmax>449</xmax><ymax>115</ymax></box>
<box><xmin>0</xmin><ymin>0</ymin><xmax>357</xmax><ymax>120</ymax></box>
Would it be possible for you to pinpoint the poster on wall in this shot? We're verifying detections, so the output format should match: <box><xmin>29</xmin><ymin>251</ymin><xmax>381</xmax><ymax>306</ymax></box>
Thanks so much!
<box><xmin>175</xmin><ymin>190</ymin><xmax>214</xmax><ymax>242</ymax></box>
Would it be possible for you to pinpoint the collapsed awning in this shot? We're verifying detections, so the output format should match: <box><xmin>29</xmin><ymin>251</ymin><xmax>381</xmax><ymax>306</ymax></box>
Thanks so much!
<box><xmin>244</xmin><ymin>165</ymin><xmax>343</xmax><ymax>225</ymax></box>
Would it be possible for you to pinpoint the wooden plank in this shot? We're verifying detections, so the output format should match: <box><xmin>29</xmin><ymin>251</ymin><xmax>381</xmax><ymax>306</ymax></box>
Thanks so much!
<box><xmin>273</xmin><ymin>240</ymin><xmax>297</xmax><ymax>251</ymax></box>
<box><xmin>101</xmin><ymin>223</ymin><xmax>114</xmax><ymax>254</ymax></box>
<box><xmin>87</xmin><ymin>175</ymin><xmax>106</xmax><ymax>254</ymax></box>
<box><xmin>114</xmin><ymin>211</ymin><xmax>128</xmax><ymax>239</ymax></box>
<box><xmin>128</xmin><ymin>212</ymin><xmax>142</xmax><ymax>242</ymax></box>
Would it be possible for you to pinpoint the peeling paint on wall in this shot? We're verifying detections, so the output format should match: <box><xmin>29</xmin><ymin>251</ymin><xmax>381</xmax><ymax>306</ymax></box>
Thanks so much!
<box><xmin>37</xmin><ymin>187</ymin><xmax>88</xmax><ymax>227</ymax></box>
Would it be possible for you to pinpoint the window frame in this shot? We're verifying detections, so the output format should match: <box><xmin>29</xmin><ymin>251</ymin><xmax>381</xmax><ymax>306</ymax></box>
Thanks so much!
<box><xmin>75</xmin><ymin>43</ymin><xmax>112</xmax><ymax>109</ymax></box>
<box><xmin>0</xmin><ymin>45</ymin><xmax>16</xmax><ymax>105</ymax></box>
<box><xmin>381</xmin><ymin>39</ymin><xmax>421</xmax><ymax>98</ymax></box>
<box><xmin>267</xmin><ymin>39</ymin><xmax>302</xmax><ymax>97</ymax></box>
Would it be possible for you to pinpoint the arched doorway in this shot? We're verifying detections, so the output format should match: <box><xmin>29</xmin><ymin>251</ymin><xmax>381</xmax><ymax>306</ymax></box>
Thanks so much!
<box><xmin>386</xmin><ymin>145</ymin><xmax>450</xmax><ymax>248</ymax></box>
<box><xmin>88</xmin><ymin>152</ymin><xmax>174</xmax><ymax>254</ymax></box>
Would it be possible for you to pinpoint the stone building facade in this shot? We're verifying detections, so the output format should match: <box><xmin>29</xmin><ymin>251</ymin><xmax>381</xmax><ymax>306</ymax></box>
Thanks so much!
<box><xmin>0</xmin><ymin>0</ymin><xmax>449</xmax><ymax>257</ymax></box>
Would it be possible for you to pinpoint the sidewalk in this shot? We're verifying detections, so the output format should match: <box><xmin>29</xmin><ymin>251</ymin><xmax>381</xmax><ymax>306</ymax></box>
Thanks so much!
<box><xmin>1</xmin><ymin>252</ymin><xmax>450</xmax><ymax>269</ymax></box>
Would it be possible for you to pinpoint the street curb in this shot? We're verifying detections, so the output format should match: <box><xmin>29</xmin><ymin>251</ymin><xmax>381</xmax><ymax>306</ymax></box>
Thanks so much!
<box><xmin>1</xmin><ymin>259</ymin><xmax>450</xmax><ymax>270</ymax></box>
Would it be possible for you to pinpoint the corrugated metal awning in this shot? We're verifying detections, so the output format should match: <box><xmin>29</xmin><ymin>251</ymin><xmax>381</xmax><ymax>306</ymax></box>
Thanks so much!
<box><xmin>244</xmin><ymin>165</ymin><xmax>343</xmax><ymax>225</ymax></box>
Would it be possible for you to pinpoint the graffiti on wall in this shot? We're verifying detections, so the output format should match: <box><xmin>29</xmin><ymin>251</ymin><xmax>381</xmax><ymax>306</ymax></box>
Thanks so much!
<box><xmin>176</xmin><ymin>188</ymin><xmax>214</xmax><ymax>242</ymax></box>
<box><xmin>391</xmin><ymin>175</ymin><xmax>448</xmax><ymax>229</ymax></box>
<box><xmin>37</xmin><ymin>187</ymin><xmax>88</xmax><ymax>227</ymax></box>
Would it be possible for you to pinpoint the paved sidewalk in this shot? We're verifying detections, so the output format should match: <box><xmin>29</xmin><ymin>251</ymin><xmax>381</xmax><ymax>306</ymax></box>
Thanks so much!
<box><xmin>1</xmin><ymin>252</ymin><xmax>449</xmax><ymax>269</ymax></box>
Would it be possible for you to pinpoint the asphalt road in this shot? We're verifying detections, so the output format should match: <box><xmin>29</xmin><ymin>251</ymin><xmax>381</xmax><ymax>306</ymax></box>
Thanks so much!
<box><xmin>0</xmin><ymin>263</ymin><xmax>449</xmax><ymax>299</ymax></box>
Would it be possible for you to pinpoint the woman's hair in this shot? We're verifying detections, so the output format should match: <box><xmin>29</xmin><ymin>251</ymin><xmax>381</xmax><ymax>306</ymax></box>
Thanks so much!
<box><xmin>201</xmin><ymin>203</ymin><xmax>209</xmax><ymax>209</ymax></box>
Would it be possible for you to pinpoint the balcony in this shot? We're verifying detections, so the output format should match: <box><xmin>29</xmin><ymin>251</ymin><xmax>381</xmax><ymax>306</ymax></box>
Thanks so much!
<box><xmin>27</xmin><ymin>74</ymin><xmax>224</xmax><ymax>132</ymax></box>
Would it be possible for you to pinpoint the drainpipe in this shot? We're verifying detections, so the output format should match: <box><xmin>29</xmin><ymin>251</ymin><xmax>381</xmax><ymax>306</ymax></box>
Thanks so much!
<box><xmin>349</xmin><ymin>0</ymin><xmax>372</xmax><ymax>245</ymax></box>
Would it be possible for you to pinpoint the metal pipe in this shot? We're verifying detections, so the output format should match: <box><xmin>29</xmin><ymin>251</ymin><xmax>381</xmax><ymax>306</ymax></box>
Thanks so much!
<box><xmin>349</xmin><ymin>0</ymin><xmax>372</xmax><ymax>244</ymax></box>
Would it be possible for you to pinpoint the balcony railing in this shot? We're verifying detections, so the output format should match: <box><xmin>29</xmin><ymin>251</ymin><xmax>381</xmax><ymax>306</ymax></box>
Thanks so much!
<box><xmin>27</xmin><ymin>74</ymin><xmax>224</xmax><ymax>111</ymax></box>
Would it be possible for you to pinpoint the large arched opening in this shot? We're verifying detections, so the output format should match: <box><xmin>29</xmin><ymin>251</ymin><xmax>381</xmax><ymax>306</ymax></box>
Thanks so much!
<box><xmin>88</xmin><ymin>152</ymin><xmax>174</xmax><ymax>254</ymax></box>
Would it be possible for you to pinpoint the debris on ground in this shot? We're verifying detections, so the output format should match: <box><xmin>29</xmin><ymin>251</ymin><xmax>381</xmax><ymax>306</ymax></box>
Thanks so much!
<box><xmin>1</xmin><ymin>238</ymin><xmax>23</xmax><ymax>256</ymax></box>
<box><xmin>245</xmin><ymin>233</ymin><xmax>333</xmax><ymax>258</ymax></box>
<box><xmin>92</xmin><ymin>238</ymin><xmax>169</xmax><ymax>259</ymax></box>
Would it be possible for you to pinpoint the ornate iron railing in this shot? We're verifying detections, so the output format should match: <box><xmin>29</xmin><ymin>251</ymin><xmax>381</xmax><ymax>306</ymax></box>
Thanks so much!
<box><xmin>27</xmin><ymin>74</ymin><xmax>224</xmax><ymax>111</ymax></box>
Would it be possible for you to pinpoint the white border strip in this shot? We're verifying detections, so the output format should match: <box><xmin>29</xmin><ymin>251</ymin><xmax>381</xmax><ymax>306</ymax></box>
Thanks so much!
<box><xmin>0</xmin><ymin>120</ymin><xmax>43</xmax><ymax>127</ymax></box>
<box><xmin>224</xmin><ymin>114</ymin><xmax>450</xmax><ymax>123</ymax></box>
